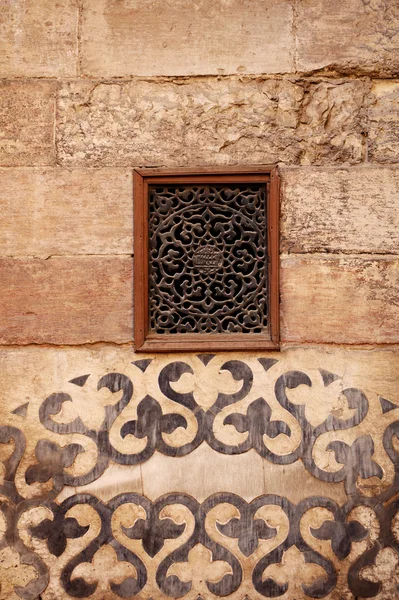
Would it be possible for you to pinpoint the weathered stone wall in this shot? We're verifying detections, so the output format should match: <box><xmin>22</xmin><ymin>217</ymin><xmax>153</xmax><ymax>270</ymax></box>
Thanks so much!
<box><xmin>0</xmin><ymin>1</ymin><xmax>398</xmax><ymax>599</ymax></box>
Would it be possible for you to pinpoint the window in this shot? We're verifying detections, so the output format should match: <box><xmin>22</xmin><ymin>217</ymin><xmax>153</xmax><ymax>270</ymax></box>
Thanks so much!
<box><xmin>133</xmin><ymin>167</ymin><xmax>280</xmax><ymax>351</ymax></box>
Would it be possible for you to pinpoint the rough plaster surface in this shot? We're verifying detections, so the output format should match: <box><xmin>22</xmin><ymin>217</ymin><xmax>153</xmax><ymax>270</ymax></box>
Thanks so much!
<box><xmin>368</xmin><ymin>80</ymin><xmax>399</xmax><ymax>163</ymax></box>
<box><xmin>57</xmin><ymin>78</ymin><xmax>369</xmax><ymax>167</ymax></box>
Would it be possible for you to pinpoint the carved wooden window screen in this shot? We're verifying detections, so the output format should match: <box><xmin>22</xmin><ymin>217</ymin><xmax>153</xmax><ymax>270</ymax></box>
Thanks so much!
<box><xmin>133</xmin><ymin>167</ymin><xmax>280</xmax><ymax>351</ymax></box>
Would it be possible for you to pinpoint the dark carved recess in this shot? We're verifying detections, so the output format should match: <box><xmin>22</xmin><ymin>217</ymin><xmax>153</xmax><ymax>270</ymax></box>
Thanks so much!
<box><xmin>148</xmin><ymin>184</ymin><xmax>268</xmax><ymax>334</ymax></box>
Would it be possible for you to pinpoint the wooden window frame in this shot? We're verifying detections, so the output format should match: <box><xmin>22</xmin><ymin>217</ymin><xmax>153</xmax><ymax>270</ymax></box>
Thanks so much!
<box><xmin>133</xmin><ymin>166</ymin><xmax>280</xmax><ymax>352</ymax></box>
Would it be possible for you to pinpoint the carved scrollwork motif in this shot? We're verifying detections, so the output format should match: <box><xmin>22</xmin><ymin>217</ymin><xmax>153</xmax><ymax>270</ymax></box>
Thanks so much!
<box><xmin>4</xmin><ymin>489</ymin><xmax>399</xmax><ymax>599</ymax></box>
<box><xmin>1</xmin><ymin>355</ymin><xmax>399</xmax><ymax>598</ymax></box>
<box><xmin>148</xmin><ymin>185</ymin><xmax>268</xmax><ymax>334</ymax></box>
<box><xmin>26</xmin><ymin>358</ymin><xmax>393</xmax><ymax>498</ymax></box>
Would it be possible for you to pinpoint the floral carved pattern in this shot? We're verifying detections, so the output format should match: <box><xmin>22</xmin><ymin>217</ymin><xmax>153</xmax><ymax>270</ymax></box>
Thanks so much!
<box><xmin>1</xmin><ymin>355</ymin><xmax>399</xmax><ymax>599</ymax></box>
<box><xmin>148</xmin><ymin>185</ymin><xmax>269</xmax><ymax>334</ymax></box>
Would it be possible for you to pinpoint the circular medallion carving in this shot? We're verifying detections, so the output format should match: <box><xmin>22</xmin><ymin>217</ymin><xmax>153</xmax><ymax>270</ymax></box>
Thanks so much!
<box><xmin>193</xmin><ymin>246</ymin><xmax>224</xmax><ymax>274</ymax></box>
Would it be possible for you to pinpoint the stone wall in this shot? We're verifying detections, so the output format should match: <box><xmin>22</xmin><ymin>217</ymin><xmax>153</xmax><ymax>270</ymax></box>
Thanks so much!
<box><xmin>0</xmin><ymin>1</ymin><xmax>398</xmax><ymax>599</ymax></box>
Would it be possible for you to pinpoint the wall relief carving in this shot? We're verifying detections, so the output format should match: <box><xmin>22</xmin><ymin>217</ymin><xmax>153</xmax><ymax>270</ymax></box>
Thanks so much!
<box><xmin>1</xmin><ymin>354</ymin><xmax>399</xmax><ymax>599</ymax></box>
<box><xmin>149</xmin><ymin>185</ymin><xmax>268</xmax><ymax>334</ymax></box>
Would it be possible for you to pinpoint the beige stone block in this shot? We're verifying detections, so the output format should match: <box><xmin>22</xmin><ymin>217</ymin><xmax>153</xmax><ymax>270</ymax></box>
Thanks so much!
<box><xmin>262</xmin><ymin>460</ymin><xmax>346</xmax><ymax>504</ymax></box>
<box><xmin>368</xmin><ymin>81</ymin><xmax>399</xmax><ymax>164</ymax></box>
<box><xmin>75</xmin><ymin>450</ymin><xmax>347</xmax><ymax>505</ymax></box>
<box><xmin>0</xmin><ymin>257</ymin><xmax>132</xmax><ymax>344</ymax></box>
<box><xmin>80</xmin><ymin>0</ymin><xmax>294</xmax><ymax>77</ymax></box>
<box><xmin>281</xmin><ymin>255</ymin><xmax>399</xmax><ymax>344</ymax></box>
<box><xmin>0</xmin><ymin>81</ymin><xmax>56</xmax><ymax>166</ymax></box>
<box><xmin>296</xmin><ymin>0</ymin><xmax>399</xmax><ymax>76</ymax></box>
<box><xmin>140</xmin><ymin>446</ymin><xmax>266</xmax><ymax>502</ymax></box>
<box><xmin>0</xmin><ymin>168</ymin><xmax>132</xmax><ymax>257</ymax></box>
<box><xmin>281</xmin><ymin>166</ymin><xmax>399</xmax><ymax>254</ymax></box>
<box><xmin>72</xmin><ymin>463</ymin><xmax>143</xmax><ymax>502</ymax></box>
<box><xmin>57</xmin><ymin>78</ymin><xmax>368</xmax><ymax>166</ymax></box>
<box><xmin>0</xmin><ymin>0</ymin><xmax>78</xmax><ymax>77</ymax></box>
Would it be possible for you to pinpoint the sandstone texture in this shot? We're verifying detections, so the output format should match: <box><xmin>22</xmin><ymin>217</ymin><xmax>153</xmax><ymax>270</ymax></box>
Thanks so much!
<box><xmin>1</xmin><ymin>254</ymin><xmax>397</xmax><ymax>346</ymax></box>
<box><xmin>296</xmin><ymin>0</ymin><xmax>399</xmax><ymax>76</ymax></box>
<box><xmin>80</xmin><ymin>0</ymin><xmax>294</xmax><ymax>77</ymax></box>
<box><xmin>0</xmin><ymin>81</ymin><xmax>56</xmax><ymax>166</ymax></box>
<box><xmin>368</xmin><ymin>80</ymin><xmax>399</xmax><ymax>164</ymax></box>
<box><xmin>0</xmin><ymin>257</ymin><xmax>133</xmax><ymax>344</ymax></box>
<box><xmin>0</xmin><ymin>0</ymin><xmax>78</xmax><ymax>77</ymax></box>
<box><xmin>57</xmin><ymin>78</ymin><xmax>368</xmax><ymax>167</ymax></box>
<box><xmin>0</xmin><ymin>168</ymin><xmax>132</xmax><ymax>256</ymax></box>
<box><xmin>281</xmin><ymin>166</ymin><xmax>399</xmax><ymax>254</ymax></box>
<box><xmin>1</xmin><ymin>1</ymin><xmax>399</xmax><ymax>598</ymax></box>
<box><xmin>281</xmin><ymin>255</ymin><xmax>399</xmax><ymax>344</ymax></box>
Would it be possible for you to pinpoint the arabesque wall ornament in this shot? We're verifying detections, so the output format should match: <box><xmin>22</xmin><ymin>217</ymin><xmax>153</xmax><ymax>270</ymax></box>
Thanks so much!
<box><xmin>1</xmin><ymin>355</ymin><xmax>399</xmax><ymax>599</ymax></box>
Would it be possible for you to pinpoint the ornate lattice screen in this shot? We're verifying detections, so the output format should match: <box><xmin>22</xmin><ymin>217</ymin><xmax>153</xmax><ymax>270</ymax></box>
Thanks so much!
<box><xmin>133</xmin><ymin>168</ymin><xmax>280</xmax><ymax>351</ymax></box>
